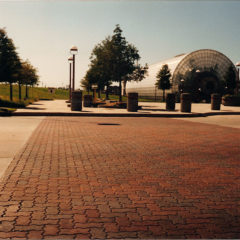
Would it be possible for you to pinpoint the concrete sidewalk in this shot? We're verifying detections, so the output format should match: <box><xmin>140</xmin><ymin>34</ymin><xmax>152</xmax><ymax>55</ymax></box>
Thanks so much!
<box><xmin>0</xmin><ymin>117</ymin><xmax>44</xmax><ymax>179</ymax></box>
<box><xmin>14</xmin><ymin>99</ymin><xmax>240</xmax><ymax>117</ymax></box>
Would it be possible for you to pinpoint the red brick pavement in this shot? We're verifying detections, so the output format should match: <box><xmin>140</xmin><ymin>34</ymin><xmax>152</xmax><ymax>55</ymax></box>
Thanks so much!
<box><xmin>0</xmin><ymin>117</ymin><xmax>240</xmax><ymax>239</ymax></box>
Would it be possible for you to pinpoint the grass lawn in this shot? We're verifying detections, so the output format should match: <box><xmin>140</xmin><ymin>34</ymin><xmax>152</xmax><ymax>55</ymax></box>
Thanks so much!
<box><xmin>0</xmin><ymin>83</ymin><xmax>69</xmax><ymax>101</ymax></box>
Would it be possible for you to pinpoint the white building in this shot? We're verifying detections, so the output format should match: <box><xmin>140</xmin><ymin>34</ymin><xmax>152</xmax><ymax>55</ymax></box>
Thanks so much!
<box><xmin>126</xmin><ymin>49</ymin><xmax>237</xmax><ymax>101</ymax></box>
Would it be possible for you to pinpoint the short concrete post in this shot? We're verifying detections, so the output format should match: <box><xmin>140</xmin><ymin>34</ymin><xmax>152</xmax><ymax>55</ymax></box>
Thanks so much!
<box><xmin>166</xmin><ymin>93</ymin><xmax>175</xmax><ymax>111</ymax></box>
<box><xmin>83</xmin><ymin>95</ymin><xmax>93</xmax><ymax>107</ymax></box>
<box><xmin>211</xmin><ymin>93</ymin><xmax>221</xmax><ymax>110</ymax></box>
<box><xmin>180</xmin><ymin>93</ymin><xmax>191</xmax><ymax>113</ymax></box>
<box><xmin>71</xmin><ymin>91</ymin><xmax>82</xmax><ymax>111</ymax></box>
<box><xmin>127</xmin><ymin>92</ymin><xmax>138</xmax><ymax>112</ymax></box>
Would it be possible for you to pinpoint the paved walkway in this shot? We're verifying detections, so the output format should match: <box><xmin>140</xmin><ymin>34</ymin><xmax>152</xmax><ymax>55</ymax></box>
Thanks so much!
<box><xmin>0</xmin><ymin>117</ymin><xmax>239</xmax><ymax>238</ymax></box>
<box><xmin>15</xmin><ymin>100</ymin><xmax>240</xmax><ymax>117</ymax></box>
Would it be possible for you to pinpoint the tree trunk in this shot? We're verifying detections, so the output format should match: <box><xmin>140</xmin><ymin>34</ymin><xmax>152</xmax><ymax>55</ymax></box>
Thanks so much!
<box><xmin>18</xmin><ymin>83</ymin><xmax>21</xmax><ymax>100</ymax></box>
<box><xmin>98</xmin><ymin>89</ymin><xmax>101</xmax><ymax>98</ymax></box>
<box><xmin>106</xmin><ymin>83</ymin><xmax>109</xmax><ymax>100</ymax></box>
<box><xmin>25</xmin><ymin>84</ymin><xmax>28</xmax><ymax>99</ymax></box>
<box><xmin>155</xmin><ymin>86</ymin><xmax>157</xmax><ymax>102</ymax></box>
<box><xmin>10</xmin><ymin>83</ymin><xmax>13</xmax><ymax>101</ymax></box>
<box><xmin>119</xmin><ymin>80</ymin><xmax>122</xmax><ymax>102</ymax></box>
<box><xmin>123</xmin><ymin>81</ymin><xmax>127</xmax><ymax>96</ymax></box>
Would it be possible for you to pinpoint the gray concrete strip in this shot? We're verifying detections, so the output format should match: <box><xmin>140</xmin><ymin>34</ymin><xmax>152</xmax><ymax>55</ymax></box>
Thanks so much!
<box><xmin>0</xmin><ymin>158</ymin><xmax>12</xmax><ymax>179</ymax></box>
<box><xmin>176</xmin><ymin>115</ymin><xmax>240</xmax><ymax>129</ymax></box>
<box><xmin>0</xmin><ymin>116</ymin><xmax>44</xmax><ymax>179</ymax></box>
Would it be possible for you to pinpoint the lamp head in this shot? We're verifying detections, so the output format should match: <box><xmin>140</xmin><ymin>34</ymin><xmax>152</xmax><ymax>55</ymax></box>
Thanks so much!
<box><xmin>70</xmin><ymin>46</ymin><xmax>78</xmax><ymax>55</ymax></box>
<box><xmin>92</xmin><ymin>84</ymin><xmax>98</xmax><ymax>90</ymax></box>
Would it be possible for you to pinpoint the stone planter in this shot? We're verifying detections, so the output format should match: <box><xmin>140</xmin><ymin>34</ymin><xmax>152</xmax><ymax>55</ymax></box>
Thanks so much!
<box><xmin>180</xmin><ymin>93</ymin><xmax>191</xmax><ymax>113</ymax></box>
<box><xmin>71</xmin><ymin>91</ymin><xmax>82</xmax><ymax>111</ymax></box>
<box><xmin>166</xmin><ymin>93</ymin><xmax>175</xmax><ymax>111</ymax></box>
<box><xmin>211</xmin><ymin>94</ymin><xmax>221</xmax><ymax>110</ymax></box>
<box><xmin>127</xmin><ymin>92</ymin><xmax>138</xmax><ymax>112</ymax></box>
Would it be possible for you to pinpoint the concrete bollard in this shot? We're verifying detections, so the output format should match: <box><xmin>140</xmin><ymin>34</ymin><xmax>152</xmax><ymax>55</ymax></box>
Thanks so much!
<box><xmin>211</xmin><ymin>93</ymin><xmax>221</xmax><ymax>110</ymax></box>
<box><xmin>83</xmin><ymin>95</ymin><xmax>93</xmax><ymax>107</ymax></box>
<box><xmin>127</xmin><ymin>92</ymin><xmax>138</xmax><ymax>112</ymax></box>
<box><xmin>71</xmin><ymin>91</ymin><xmax>82</xmax><ymax>111</ymax></box>
<box><xmin>166</xmin><ymin>93</ymin><xmax>176</xmax><ymax>111</ymax></box>
<box><xmin>180</xmin><ymin>93</ymin><xmax>191</xmax><ymax>113</ymax></box>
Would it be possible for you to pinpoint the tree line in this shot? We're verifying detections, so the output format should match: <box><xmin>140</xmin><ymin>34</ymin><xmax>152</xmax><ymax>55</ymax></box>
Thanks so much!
<box><xmin>0</xmin><ymin>28</ymin><xmax>38</xmax><ymax>101</ymax></box>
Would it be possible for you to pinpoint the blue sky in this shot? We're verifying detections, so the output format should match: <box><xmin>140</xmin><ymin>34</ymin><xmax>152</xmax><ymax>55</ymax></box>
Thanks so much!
<box><xmin>0</xmin><ymin>0</ymin><xmax>240</xmax><ymax>88</ymax></box>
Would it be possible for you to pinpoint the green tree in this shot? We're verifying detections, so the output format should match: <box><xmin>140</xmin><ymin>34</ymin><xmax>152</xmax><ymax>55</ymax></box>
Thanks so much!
<box><xmin>224</xmin><ymin>65</ymin><xmax>236</xmax><ymax>94</ymax></box>
<box><xmin>16</xmin><ymin>60</ymin><xmax>27</xmax><ymax>100</ymax></box>
<box><xmin>111</xmin><ymin>25</ymin><xmax>142</xmax><ymax>101</ymax></box>
<box><xmin>0</xmin><ymin>28</ymin><xmax>21</xmax><ymax>101</ymax></box>
<box><xmin>85</xmin><ymin>25</ymin><xmax>147</xmax><ymax>101</ymax></box>
<box><xmin>85</xmin><ymin>37</ymin><xmax>113</xmax><ymax>99</ymax></box>
<box><xmin>19</xmin><ymin>60</ymin><xmax>38</xmax><ymax>99</ymax></box>
<box><xmin>155</xmin><ymin>64</ymin><xmax>171</xmax><ymax>102</ymax></box>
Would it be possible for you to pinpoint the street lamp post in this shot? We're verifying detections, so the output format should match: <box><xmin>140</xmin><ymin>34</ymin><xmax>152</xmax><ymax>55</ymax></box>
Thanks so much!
<box><xmin>235</xmin><ymin>62</ymin><xmax>240</xmax><ymax>95</ymax></box>
<box><xmin>68</xmin><ymin>56</ymin><xmax>73</xmax><ymax>101</ymax></box>
<box><xmin>92</xmin><ymin>84</ymin><xmax>98</xmax><ymax>103</ymax></box>
<box><xmin>70</xmin><ymin>46</ymin><xmax>78</xmax><ymax>92</ymax></box>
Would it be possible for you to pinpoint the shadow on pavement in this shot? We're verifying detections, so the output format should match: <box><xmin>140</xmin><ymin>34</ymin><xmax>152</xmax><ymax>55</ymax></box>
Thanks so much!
<box><xmin>30</xmin><ymin>103</ymin><xmax>44</xmax><ymax>105</ymax></box>
<box><xmin>142</xmin><ymin>108</ymin><xmax>178</xmax><ymax>112</ymax></box>
<box><xmin>25</xmin><ymin>107</ymin><xmax>46</xmax><ymax>110</ymax></box>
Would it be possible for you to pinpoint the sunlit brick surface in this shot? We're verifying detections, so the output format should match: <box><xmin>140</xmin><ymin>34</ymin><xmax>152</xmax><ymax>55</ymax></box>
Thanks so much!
<box><xmin>0</xmin><ymin>117</ymin><xmax>240</xmax><ymax>238</ymax></box>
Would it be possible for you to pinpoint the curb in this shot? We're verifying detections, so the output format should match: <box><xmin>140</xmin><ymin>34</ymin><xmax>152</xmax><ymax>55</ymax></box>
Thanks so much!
<box><xmin>0</xmin><ymin>112</ymin><xmax>12</xmax><ymax>117</ymax></box>
<box><xmin>10</xmin><ymin>111</ymin><xmax>240</xmax><ymax>118</ymax></box>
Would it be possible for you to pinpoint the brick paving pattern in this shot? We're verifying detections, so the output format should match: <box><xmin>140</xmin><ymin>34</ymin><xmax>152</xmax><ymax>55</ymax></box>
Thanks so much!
<box><xmin>0</xmin><ymin>117</ymin><xmax>240</xmax><ymax>239</ymax></box>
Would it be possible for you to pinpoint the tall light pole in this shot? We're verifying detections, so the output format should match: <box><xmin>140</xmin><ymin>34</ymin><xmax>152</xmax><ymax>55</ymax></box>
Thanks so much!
<box><xmin>70</xmin><ymin>46</ymin><xmax>78</xmax><ymax>92</ymax></box>
<box><xmin>180</xmin><ymin>79</ymin><xmax>185</xmax><ymax>93</ymax></box>
<box><xmin>68</xmin><ymin>56</ymin><xmax>73</xmax><ymax>101</ymax></box>
<box><xmin>236</xmin><ymin>62</ymin><xmax>240</xmax><ymax>95</ymax></box>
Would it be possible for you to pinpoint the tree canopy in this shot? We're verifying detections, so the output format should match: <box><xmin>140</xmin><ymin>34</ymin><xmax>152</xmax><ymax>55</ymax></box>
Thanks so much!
<box><xmin>19</xmin><ymin>60</ymin><xmax>39</xmax><ymax>86</ymax></box>
<box><xmin>0</xmin><ymin>28</ymin><xmax>21</xmax><ymax>100</ymax></box>
<box><xmin>0</xmin><ymin>28</ymin><xmax>38</xmax><ymax>101</ymax></box>
<box><xmin>0</xmin><ymin>28</ymin><xmax>20</xmax><ymax>83</ymax></box>
<box><xmin>155</xmin><ymin>64</ymin><xmax>171</xmax><ymax>101</ymax></box>
<box><xmin>83</xmin><ymin>25</ymin><xmax>148</xmax><ymax>101</ymax></box>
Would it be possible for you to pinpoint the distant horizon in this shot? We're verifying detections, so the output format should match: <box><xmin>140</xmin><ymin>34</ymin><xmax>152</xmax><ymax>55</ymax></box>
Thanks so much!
<box><xmin>0</xmin><ymin>0</ymin><xmax>239</xmax><ymax>88</ymax></box>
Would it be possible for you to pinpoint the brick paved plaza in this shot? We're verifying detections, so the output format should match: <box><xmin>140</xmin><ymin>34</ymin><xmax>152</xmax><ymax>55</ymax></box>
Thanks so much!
<box><xmin>0</xmin><ymin>117</ymin><xmax>239</xmax><ymax>239</ymax></box>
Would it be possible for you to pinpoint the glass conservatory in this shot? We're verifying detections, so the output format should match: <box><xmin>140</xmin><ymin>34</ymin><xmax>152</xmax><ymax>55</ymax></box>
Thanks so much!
<box><xmin>126</xmin><ymin>49</ymin><xmax>237</xmax><ymax>101</ymax></box>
